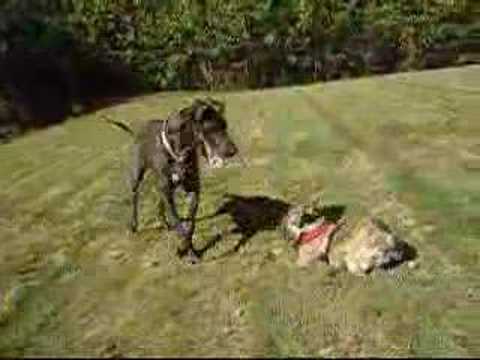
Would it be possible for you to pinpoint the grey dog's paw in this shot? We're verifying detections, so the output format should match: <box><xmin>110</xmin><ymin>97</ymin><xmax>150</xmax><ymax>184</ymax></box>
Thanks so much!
<box><xmin>177</xmin><ymin>247</ymin><xmax>201</xmax><ymax>265</ymax></box>
<box><xmin>175</xmin><ymin>221</ymin><xmax>192</xmax><ymax>238</ymax></box>
<box><xmin>129</xmin><ymin>220</ymin><xmax>138</xmax><ymax>233</ymax></box>
<box><xmin>184</xmin><ymin>249</ymin><xmax>201</xmax><ymax>265</ymax></box>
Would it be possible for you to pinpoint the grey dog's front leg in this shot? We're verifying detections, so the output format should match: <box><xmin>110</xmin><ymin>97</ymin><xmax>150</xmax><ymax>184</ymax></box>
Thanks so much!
<box><xmin>158</xmin><ymin>182</ymin><xmax>193</xmax><ymax>251</ymax></box>
<box><xmin>184</xmin><ymin>191</ymin><xmax>199</xmax><ymax>235</ymax></box>
<box><xmin>186</xmin><ymin>191</ymin><xmax>199</xmax><ymax>219</ymax></box>
<box><xmin>160</xmin><ymin>184</ymin><xmax>182</xmax><ymax>232</ymax></box>
<box><xmin>174</xmin><ymin>191</ymin><xmax>199</xmax><ymax>254</ymax></box>
<box><xmin>176</xmin><ymin>191</ymin><xmax>200</xmax><ymax>262</ymax></box>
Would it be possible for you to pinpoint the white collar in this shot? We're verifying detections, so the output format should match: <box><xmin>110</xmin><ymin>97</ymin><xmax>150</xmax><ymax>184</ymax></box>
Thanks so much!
<box><xmin>161</xmin><ymin>119</ymin><xmax>184</xmax><ymax>162</ymax></box>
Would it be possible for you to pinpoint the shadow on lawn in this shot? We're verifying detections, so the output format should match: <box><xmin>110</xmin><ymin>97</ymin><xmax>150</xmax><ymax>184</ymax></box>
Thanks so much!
<box><xmin>197</xmin><ymin>193</ymin><xmax>346</xmax><ymax>258</ymax></box>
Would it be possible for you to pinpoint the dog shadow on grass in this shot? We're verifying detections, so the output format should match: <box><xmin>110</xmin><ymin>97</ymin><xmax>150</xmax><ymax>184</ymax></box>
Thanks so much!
<box><xmin>196</xmin><ymin>193</ymin><xmax>346</xmax><ymax>258</ymax></box>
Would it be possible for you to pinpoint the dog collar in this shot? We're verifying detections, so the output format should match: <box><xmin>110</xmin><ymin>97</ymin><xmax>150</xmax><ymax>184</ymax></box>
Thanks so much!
<box><xmin>298</xmin><ymin>222</ymin><xmax>338</xmax><ymax>245</ymax></box>
<box><xmin>161</xmin><ymin>119</ymin><xmax>213</xmax><ymax>165</ymax></box>
<box><xmin>161</xmin><ymin>120</ymin><xmax>185</xmax><ymax>163</ymax></box>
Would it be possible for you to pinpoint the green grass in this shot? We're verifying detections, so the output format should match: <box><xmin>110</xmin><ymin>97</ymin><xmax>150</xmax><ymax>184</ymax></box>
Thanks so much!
<box><xmin>1</xmin><ymin>66</ymin><xmax>479</xmax><ymax>357</ymax></box>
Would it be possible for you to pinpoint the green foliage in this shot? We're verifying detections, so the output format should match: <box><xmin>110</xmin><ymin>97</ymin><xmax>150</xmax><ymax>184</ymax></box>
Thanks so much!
<box><xmin>0</xmin><ymin>0</ymin><xmax>475</xmax><ymax>90</ymax></box>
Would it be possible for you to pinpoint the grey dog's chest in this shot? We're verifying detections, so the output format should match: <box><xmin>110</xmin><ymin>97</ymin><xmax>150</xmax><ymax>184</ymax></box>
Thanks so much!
<box><xmin>170</xmin><ymin>161</ymin><xmax>186</xmax><ymax>185</ymax></box>
<box><xmin>141</xmin><ymin>123</ymin><xmax>196</xmax><ymax>186</ymax></box>
<box><xmin>168</xmin><ymin>153</ymin><xmax>198</xmax><ymax>186</ymax></box>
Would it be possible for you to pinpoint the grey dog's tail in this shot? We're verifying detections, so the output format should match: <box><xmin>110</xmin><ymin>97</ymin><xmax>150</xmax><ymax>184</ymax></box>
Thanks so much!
<box><xmin>102</xmin><ymin>115</ymin><xmax>135</xmax><ymax>136</ymax></box>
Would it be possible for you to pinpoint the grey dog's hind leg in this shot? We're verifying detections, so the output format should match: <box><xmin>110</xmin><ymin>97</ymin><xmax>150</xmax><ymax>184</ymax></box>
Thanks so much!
<box><xmin>129</xmin><ymin>144</ymin><xmax>146</xmax><ymax>233</ymax></box>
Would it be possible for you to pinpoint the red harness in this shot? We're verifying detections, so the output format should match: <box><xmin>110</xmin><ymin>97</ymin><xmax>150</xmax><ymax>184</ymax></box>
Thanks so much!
<box><xmin>298</xmin><ymin>222</ymin><xmax>337</xmax><ymax>245</ymax></box>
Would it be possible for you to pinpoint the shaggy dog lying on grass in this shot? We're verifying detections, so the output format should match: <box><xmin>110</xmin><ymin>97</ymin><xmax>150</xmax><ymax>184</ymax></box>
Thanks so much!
<box><xmin>282</xmin><ymin>204</ymin><xmax>417</xmax><ymax>275</ymax></box>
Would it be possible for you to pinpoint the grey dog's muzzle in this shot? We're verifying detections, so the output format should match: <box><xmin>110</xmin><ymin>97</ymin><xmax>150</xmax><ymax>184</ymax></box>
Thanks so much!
<box><xmin>200</xmin><ymin>136</ymin><xmax>225</xmax><ymax>169</ymax></box>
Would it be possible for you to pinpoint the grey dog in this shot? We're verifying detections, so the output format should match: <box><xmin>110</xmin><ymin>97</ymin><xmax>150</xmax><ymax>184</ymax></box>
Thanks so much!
<box><xmin>107</xmin><ymin>97</ymin><xmax>238</xmax><ymax>263</ymax></box>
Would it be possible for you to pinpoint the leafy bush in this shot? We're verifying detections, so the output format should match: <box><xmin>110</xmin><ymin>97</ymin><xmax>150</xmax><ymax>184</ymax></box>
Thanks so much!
<box><xmin>0</xmin><ymin>0</ymin><xmax>476</xmax><ymax>91</ymax></box>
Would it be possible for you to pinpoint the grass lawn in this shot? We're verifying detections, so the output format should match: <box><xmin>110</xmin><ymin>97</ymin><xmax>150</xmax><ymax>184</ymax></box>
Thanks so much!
<box><xmin>0</xmin><ymin>65</ymin><xmax>479</xmax><ymax>357</ymax></box>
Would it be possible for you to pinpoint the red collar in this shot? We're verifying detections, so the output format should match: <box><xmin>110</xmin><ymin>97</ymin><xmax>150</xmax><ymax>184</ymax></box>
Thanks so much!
<box><xmin>298</xmin><ymin>222</ymin><xmax>337</xmax><ymax>245</ymax></box>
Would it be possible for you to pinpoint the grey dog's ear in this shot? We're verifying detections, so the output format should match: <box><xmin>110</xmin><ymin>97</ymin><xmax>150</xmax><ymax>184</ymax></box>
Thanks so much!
<box><xmin>193</xmin><ymin>102</ymin><xmax>209</xmax><ymax>122</ymax></box>
<box><xmin>192</xmin><ymin>97</ymin><xmax>225</xmax><ymax>121</ymax></box>
<box><xmin>206</xmin><ymin>97</ymin><xmax>225</xmax><ymax>115</ymax></box>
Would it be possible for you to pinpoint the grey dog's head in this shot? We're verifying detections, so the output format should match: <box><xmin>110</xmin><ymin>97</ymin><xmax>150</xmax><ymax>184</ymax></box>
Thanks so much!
<box><xmin>188</xmin><ymin>97</ymin><xmax>238</xmax><ymax>168</ymax></box>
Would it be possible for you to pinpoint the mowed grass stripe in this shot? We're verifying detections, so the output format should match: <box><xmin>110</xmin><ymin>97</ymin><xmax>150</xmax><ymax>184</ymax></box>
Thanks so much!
<box><xmin>17</xmin><ymin>158</ymin><xmax>121</xmax><ymax>230</ymax></box>
<box><xmin>1</xmin><ymin>66</ymin><xmax>479</xmax><ymax>357</ymax></box>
